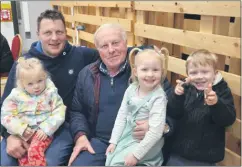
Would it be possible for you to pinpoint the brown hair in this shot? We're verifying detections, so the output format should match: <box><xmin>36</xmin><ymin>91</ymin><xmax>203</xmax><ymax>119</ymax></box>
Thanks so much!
<box><xmin>186</xmin><ymin>49</ymin><xmax>218</xmax><ymax>74</ymax></box>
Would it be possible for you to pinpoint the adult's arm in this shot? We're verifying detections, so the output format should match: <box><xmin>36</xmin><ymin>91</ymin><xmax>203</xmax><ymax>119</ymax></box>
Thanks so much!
<box><xmin>69</xmin><ymin>67</ymin><xmax>91</xmax><ymax>141</ymax></box>
<box><xmin>0</xmin><ymin>34</ymin><xmax>14</xmax><ymax>73</ymax></box>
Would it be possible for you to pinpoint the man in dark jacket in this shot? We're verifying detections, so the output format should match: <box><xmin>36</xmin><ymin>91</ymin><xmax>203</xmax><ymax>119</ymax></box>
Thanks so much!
<box><xmin>0</xmin><ymin>9</ymin><xmax>99</xmax><ymax>166</ymax></box>
<box><xmin>68</xmin><ymin>23</ymin><xmax>174</xmax><ymax>166</ymax></box>
<box><xmin>0</xmin><ymin>33</ymin><xmax>14</xmax><ymax>74</ymax></box>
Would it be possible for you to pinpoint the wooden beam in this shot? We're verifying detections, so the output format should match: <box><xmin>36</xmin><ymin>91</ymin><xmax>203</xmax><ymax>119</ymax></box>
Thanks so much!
<box><xmin>167</xmin><ymin>56</ymin><xmax>241</xmax><ymax>96</ymax></box>
<box><xmin>218</xmin><ymin>148</ymin><xmax>241</xmax><ymax>166</ymax></box>
<box><xmin>72</xmin><ymin>14</ymin><xmax>132</xmax><ymax>32</ymax></box>
<box><xmin>75</xmin><ymin>1</ymin><xmax>131</xmax><ymax>8</ymax></box>
<box><xmin>134</xmin><ymin>23</ymin><xmax>240</xmax><ymax>58</ymax></box>
<box><xmin>77</xmin><ymin>31</ymin><xmax>94</xmax><ymax>44</ymax></box>
<box><xmin>50</xmin><ymin>1</ymin><xmax>75</xmax><ymax>7</ymax></box>
<box><xmin>227</xmin><ymin>119</ymin><xmax>241</xmax><ymax>139</ymax></box>
<box><xmin>134</xmin><ymin>1</ymin><xmax>240</xmax><ymax>17</ymax></box>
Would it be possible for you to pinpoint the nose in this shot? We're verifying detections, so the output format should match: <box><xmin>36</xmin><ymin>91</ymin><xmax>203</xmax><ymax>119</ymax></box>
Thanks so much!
<box><xmin>147</xmin><ymin>70</ymin><xmax>153</xmax><ymax>77</ymax></box>
<box><xmin>34</xmin><ymin>83</ymin><xmax>39</xmax><ymax>89</ymax></box>
<box><xmin>51</xmin><ymin>33</ymin><xmax>58</xmax><ymax>40</ymax></box>
<box><xmin>108</xmin><ymin>43</ymin><xmax>115</xmax><ymax>53</ymax></box>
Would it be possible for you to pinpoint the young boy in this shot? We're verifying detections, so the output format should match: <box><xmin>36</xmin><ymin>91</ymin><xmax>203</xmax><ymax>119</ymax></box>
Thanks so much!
<box><xmin>166</xmin><ymin>49</ymin><xmax>236</xmax><ymax>166</ymax></box>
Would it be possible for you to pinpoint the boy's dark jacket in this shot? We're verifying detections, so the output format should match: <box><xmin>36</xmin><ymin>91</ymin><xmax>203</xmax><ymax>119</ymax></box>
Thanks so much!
<box><xmin>167</xmin><ymin>73</ymin><xmax>236</xmax><ymax>163</ymax></box>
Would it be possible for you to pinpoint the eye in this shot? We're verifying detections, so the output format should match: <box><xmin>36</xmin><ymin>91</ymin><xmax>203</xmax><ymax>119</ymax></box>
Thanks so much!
<box><xmin>56</xmin><ymin>31</ymin><xmax>64</xmax><ymax>35</ymax></box>
<box><xmin>28</xmin><ymin>83</ymin><xmax>33</xmax><ymax>86</ymax></box>
<box><xmin>45</xmin><ymin>31</ymin><xmax>52</xmax><ymax>36</ymax></box>
<box><xmin>38</xmin><ymin>79</ymin><xmax>43</xmax><ymax>83</ymax></box>
<box><xmin>141</xmin><ymin>68</ymin><xmax>147</xmax><ymax>71</ymax></box>
<box><xmin>112</xmin><ymin>41</ymin><xmax>120</xmax><ymax>46</ymax></box>
<box><xmin>101</xmin><ymin>44</ymin><xmax>108</xmax><ymax>49</ymax></box>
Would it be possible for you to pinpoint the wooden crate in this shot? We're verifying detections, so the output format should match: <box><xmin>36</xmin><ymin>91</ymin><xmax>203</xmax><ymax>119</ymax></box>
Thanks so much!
<box><xmin>51</xmin><ymin>1</ymin><xmax>241</xmax><ymax>166</ymax></box>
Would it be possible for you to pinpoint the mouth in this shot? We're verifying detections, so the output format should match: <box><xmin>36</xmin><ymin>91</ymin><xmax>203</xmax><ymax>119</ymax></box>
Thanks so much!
<box><xmin>49</xmin><ymin>43</ymin><xmax>61</xmax><ymax>48</ymax></box>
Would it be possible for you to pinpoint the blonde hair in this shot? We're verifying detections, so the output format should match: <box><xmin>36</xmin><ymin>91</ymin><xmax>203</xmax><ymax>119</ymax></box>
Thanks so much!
<box><xmin>186</xmin><ymin>49</ymin><xmax>218</xmax><ymax>74</ymax></box>
<box><xmin>16</xmin><ymin>57</ymin><xmax>48</xmax><ymax>88</ymax></box>
<box><xmin>129</xmin><ymin>46</ymin><xmax>169</xmax><ymax>85</ymax></box>
<box><xmin>94</xmin><ymin>23</ymin><xmax>127</xmax><ymax>47</ymax></box>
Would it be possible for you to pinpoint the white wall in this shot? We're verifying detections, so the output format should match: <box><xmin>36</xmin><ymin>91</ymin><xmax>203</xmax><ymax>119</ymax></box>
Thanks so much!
<box><xmin>18</xmin><ymin>1</ymin><xmax>51</xmax><ymax>51</ymax></box>
<box><xmin>1</xmin><ymin>1</ymin><xmax>14</xmax><ymax>46</ymax></box>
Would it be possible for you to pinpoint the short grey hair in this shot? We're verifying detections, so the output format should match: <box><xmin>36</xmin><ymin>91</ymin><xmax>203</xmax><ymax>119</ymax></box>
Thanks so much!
<box><xmin>94</xmin><ymin>23</ymin><xmax>127</xmax><ymax>47</ymax></box>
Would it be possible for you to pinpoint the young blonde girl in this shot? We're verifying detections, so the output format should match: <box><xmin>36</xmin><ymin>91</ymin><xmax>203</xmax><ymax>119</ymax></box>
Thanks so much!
<box><xmin>105</xmin><ymin>47</ymin><xmax>169</xmax><ymax>166</ymax></box>
<box><xmin>166</xmin><ymin>49</ymin><xmax>236</xmax><ymax>166</ymax></box>
<box><xmin>1</xmin><ymin>57</ymin><xmax>66</xmax><ymax>166</ymax></box>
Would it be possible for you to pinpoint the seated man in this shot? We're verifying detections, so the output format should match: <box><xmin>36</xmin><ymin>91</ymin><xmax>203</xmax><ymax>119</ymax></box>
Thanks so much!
<box><xmin>68</xmin><ymin>23</ymin><xmax>174</xmax><ymax>166</ymax></box>
<box><xmin>1</xmin><ymin>9</ymin><xmax>99</xmax><ymax>166</ymax></box>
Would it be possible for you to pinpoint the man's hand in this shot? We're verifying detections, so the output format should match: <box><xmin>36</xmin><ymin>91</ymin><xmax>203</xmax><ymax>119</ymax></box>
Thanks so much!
<box><xmin>204</xmin><ymin>83</ymin><xmax>218</xmax><ymax>105</ymax></box>
<box><xmin>106</xmin><ymin>143</ymin><xmax>116</xmax><ymax>155</ymax></box>
<box><xmin>133</xmin><ymin>120</ymin><xmax>149</xmax><ymax>141</ymax></box>
<box><xmin>6</xmin><ymin>135</ymin><xmax>29</xmax><ymax>158</ymax></box>
<box><xmin>68</xmin><ymin>135</ymin><xmax>95</xmax><ymax>166</ymax></box>
<box><xmin>124</xmin><ymin>153</ymin><xmax>138</xmax><ymax>166</ymax></box>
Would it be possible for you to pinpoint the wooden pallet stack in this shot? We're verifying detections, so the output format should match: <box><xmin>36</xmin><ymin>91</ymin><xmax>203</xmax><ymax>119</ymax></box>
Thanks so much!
<box><xmin>51</xmin><ymin>1</ymin><xmax>241</xmax><ymax>166</ymax></box>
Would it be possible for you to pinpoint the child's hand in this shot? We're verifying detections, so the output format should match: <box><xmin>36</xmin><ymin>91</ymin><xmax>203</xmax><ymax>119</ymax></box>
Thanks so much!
<box><xmin>175</xmin><ymin>77</ymin><xmax>191</xmax><ymax>95</ymax></box>
<box><xmin>36</xmin><ymin>129</ymin><xmax>48</xmax><ymax>141</ymax></box>
<box><xmin>23</xmin><ymin>127</ymin><xmax>34</xmax><ymax>139</ymax></box>
<box><xmin>105</xmin><ymin>143</ymin><xmax>116</xmax><ymax>155</ymax></box>
<box><xmin>204</xmin><ymin>83</ymin><xmax>218</xmax><ymax>105</ymax></box>
<box><xmin>124</xmin><ymin>153</ymin><xmax>138</xmax><ymax>166</ymax></box>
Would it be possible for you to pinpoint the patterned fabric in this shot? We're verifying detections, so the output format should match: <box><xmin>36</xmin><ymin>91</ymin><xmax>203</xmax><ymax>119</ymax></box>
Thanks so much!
<box><xmin>106</xmin><ymin>83</ymin><xmax>167</xmax><ymax>166</ymax></box>
<box><xmin>1</xmin><ymin>78</ymin><xmax>66</xmax><ymax>139</ymax></box>
<box><xmin>18</xmin><ymin>132</ymin><xmax>53</xmax><ymax>166</ymax></box>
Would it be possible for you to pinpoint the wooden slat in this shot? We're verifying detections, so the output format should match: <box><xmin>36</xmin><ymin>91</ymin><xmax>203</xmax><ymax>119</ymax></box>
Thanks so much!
<box><xmin>134</xmin><ymin>1</ymin><xmax>240</xmax><ymax>17</ymax></box>
<box><xmin>167</xmin><ymin>56</ymin><xmax>241</xmax><ymax>96</ymax></box>
<box><xmin>66</xmin><ymin>28</ymin><xmax>75</xmax><ymax>37</ymax></box>
<box><xmin>72</xmin><ymin>14</ymin><xmax>132</xmax><ymax>32</ymax></box>
<box><xmin>50</xmin><ymin>1</ymin><xmax>75</xmax><ymax>7</ymax></box>
<box><xmin>227</xmin><ymin>119</ymin><xmax>241</xmax><ymax>140</ymax></box>
<box><xmin>77</xmin><ymin>31</ymin><xmax>94</xmax><ymax>44</ymax></box>
<box><xmin>219</xmin><ymin>148</ymin><xmax>241</xmax><ymax>166</ymax></box>
<box><xmin>76</xmin><ymin>1</ymin><xmax>131</xmax><ymax>8</ymax></box>
<box><xmin>134</xmin><ymin>23</ymin><xmax>240</xmax><ymax>58</ymax></box>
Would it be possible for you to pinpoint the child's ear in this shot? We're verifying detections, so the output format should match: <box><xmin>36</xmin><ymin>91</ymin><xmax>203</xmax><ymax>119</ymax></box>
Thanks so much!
<box><xmin>133</xmin><ymin>68</ymin><xmax>137</xmax><ymax>77</ymax></box>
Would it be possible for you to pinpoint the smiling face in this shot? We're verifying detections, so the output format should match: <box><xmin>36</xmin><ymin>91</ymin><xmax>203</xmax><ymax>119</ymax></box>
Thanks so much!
<box><xmin>96</xmin><ymin>27</ymin><xmax>127</xmax><ymax>74</ymax></box>
<box><xmin>187</xmin><ymin>63</ymin><xmax>216</xmax><ymax>90</ymax></box>
<box><xmin>134</xmin><ymin>53</ymin><xmax>163</xmax><ymax>92</ymax></box>
<box><xmin>37</xmin><ymin>19</ymin><xmax>66</xmax><ymax>57</ymax></box>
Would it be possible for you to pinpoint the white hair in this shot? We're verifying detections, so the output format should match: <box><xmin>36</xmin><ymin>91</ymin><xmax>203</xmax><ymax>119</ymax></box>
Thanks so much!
<box><xmin>94</xmin><ymin>23</ymin><xmax>127</xmax><ymax>47</ymax></box>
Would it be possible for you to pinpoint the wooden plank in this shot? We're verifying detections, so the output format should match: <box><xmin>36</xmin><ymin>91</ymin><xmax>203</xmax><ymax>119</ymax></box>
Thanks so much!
<box><xmin>72</xmin><ymin>14</ymin><xmax>132</xmax><ymax>32</ymax></box>
<box><xmin>183</xmin><ymin>19</ymin><xmax>200</xmax><ymax>32</ymax></box>
<box><xmin>50</xmin><ymin>1</ymin><xmax>75</xmax><ymax>7</ymax></box>
<box><xmin>134</xmin><ymin>1</ymin><xmax>240</xmax><ymax>17</ymax></box>
<box><xmin>167</xmin><ymin>56</ymin><xmax>241</xmax><ymax>96</ymax></box>
<box><xmin>218</xmin><ymin>148</ymin><xmax>241</xmax><ymax>166</ymax></box>
<box><xmin>75</xmin><ymin>1</ymin><xmax>131</xmax><ymax>8</ymax></box>
<box><xmin>135</xmin><ymin>11</ymin><xmax>146</xmax><ymax>46</ymax></box>
<box><xmin>226</xmin><ymin>119</ymin><xmax>241</xmax><ymax>139</ymax></box>
<box><xmin>77</xmin><ymin>31</ymin><xmax>94</xmax><ymax>44</ymax></box>
<box><xmin>134</xmin><ymin>23</ymin><xmax>240</xmax><ymax>58</ymax></box>
<box><xmin>66</xmin><ymin>28</ymin><xmax>75</xmax><ymax>37</ymax></box>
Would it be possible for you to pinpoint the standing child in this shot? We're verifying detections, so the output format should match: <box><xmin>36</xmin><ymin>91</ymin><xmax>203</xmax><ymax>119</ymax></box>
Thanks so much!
<box><xmin>1</xmin><ymin>57</ymin><xmax>66</xmax><ymax>166</ymax></box>
<box><xmin>166</xmin><ymin>49</ymin><xmax>236</xmax><ymax>166</ymax></box>
<box><xmin>105</xmin><ymin>47</ymin><xmax>169</xmax><ymax>166</ymax></box>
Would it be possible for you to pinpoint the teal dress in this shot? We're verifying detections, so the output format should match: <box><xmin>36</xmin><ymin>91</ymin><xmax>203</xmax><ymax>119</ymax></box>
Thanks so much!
<box><xmin>106</xmin><ymin>83</ymin><xmax>167</xmax><ymax>166</ymax></box>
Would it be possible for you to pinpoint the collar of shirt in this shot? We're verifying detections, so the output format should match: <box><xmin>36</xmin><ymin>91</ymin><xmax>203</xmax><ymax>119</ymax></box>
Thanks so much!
<box><xmin>99</xmin><ymin>59</ymin><xmax>127</xmax><ymax>77</ymax></box>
